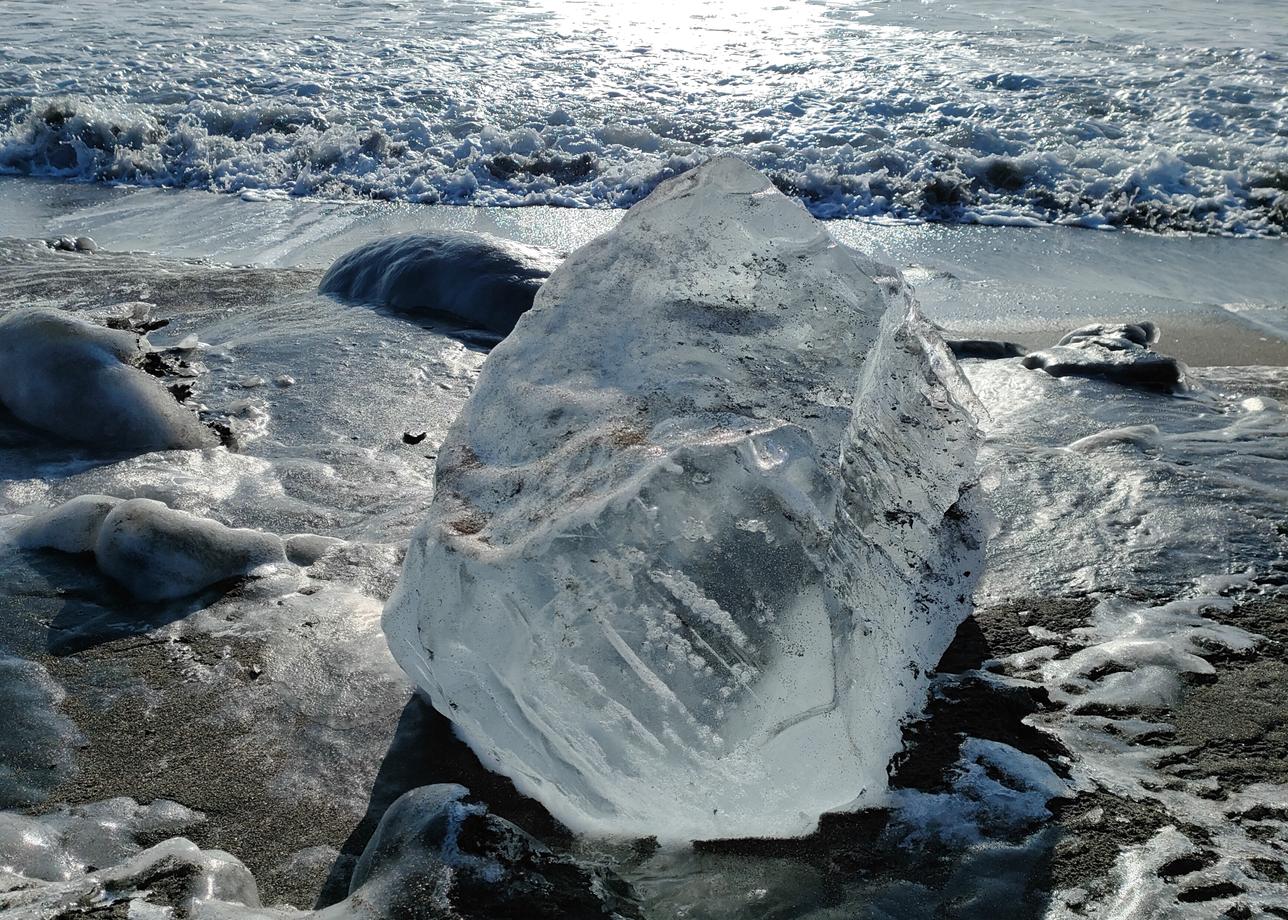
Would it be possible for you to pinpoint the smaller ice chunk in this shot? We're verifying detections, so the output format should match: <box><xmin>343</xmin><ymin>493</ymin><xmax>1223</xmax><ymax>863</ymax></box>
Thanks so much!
<box><xmin>15</xmin><ymin>494</ymin><xmax>120</xmax><ymax>554</ymax></box>
<box><xmin>18</xmin><ymin>496</ymin><xmax>291</xmax><ymax>601</ymax></box>
<box><xmin>0</xmin><ymin>836</ymin><xmax>260</xmax><ymax>918</ymax></box>
<box><xmin>95</xmin><ymin>498</ymin><xmax>289</xmax><ymax>600</ymax></box>
<box><xmin>1022</xmin><ymin>321</ymin><xmax>1185</xmax><ymax>389</ymax></box>
<box><xmin>0</xmin><ymin>798</ymin><xmax>203</xmax><ymax>882</ymax></box>
<box><xmin>347</xmin><ymin>785</ymin><xmax>640</xmax><ymax>919</ymax></box>
<box><xmin>0</xmin><ymin>308</ymin><xmax>217</xmax><ymax>452</ymax></box>
<box><xmin>48</xmin><ymin>236</ymin><xmax>98</xmax><ymax>253</ymax></box>
<box><xmin>320</xmin><ymin>232</ymin><xmax>561</xmax><ymax>335</ymax></box>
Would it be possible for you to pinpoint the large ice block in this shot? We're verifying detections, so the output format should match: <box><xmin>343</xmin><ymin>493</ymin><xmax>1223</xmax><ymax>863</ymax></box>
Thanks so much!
<box><xmin>383</xmin><ymin>157</ymin><xmax>984</xmax><ymax>841</ymax></box>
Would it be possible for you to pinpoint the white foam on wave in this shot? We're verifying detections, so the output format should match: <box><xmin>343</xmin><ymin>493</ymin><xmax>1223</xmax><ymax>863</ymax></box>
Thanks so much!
<box><xmin>0</xmin><ymin>0</ymin><xmax>1284</xmax><ymax>234</ymax></box>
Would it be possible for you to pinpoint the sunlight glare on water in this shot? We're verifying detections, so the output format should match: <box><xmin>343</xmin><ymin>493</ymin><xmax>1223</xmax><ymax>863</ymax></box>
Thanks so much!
<box><xmin>0</xmin><ymin>0</ymin><xmax>1284</xmax><ymax>233</ymax></box>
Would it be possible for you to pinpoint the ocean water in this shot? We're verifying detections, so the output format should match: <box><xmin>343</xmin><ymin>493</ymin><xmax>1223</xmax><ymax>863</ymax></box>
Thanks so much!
<box><xmin>1</xmin><ymin>0</ymin><xmax>1285</xmax><ymax>234</ymax></box>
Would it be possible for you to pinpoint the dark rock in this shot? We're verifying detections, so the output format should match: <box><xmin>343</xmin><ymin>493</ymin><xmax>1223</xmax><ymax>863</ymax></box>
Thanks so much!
<box><xmin>105</xmin><ymin>315</ymin><xmax>169</xmax><ymax>334</ymax></box>
<box><xmin>947</xmin><ymin>339</ymin><xmax>1029</xmax><ymax>360</ymax></box>
<box><xmin>348</xmin><ymin>784</ymin><xmax>642</xmax><ymax>920</ymax></box>
<box><xmin>1158</xmin><ymin>851</ymin><xmax>1217</xmax><ymax>880</ymax></box>
<box><xmin>138</xmin><ymin>351</ymin><xmax>178</xmax><ymax>378</ymax></box>
<box><xmin>402</xmin><ymin>431</ymin><xmax>427</xmax><ymax>445</ymax></box>
<box><xmin>1176</xmin><ymin>880</ymin><xmax>1244</xmax><ymax>903</ymax></box>
<box><xmin>207</xmin><ymin>419</ymin><xmax>235</xmax><ymax>449</ymax></box>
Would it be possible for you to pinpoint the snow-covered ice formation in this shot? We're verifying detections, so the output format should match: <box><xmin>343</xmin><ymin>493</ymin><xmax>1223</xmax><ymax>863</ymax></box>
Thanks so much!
<box><xmin>383</xmin><ymin>157</ymin><xmax>984</xmax><ymax>841</ymax></box>
<box><xmin>18</xmin><ymin>495</ymin><xmax>294</xmax><ymax>601</ymax></box>
<box><xmin>319</xmin><ymin>232</ymin><xmax>560</xmax><ymax>335</ymax></box>
<box><xmin>1021</xmin><ymin>321</ymin><xmax>1186</xmax><ymax>389</ymax></box>
<box><xmin>14</xmin><ymin>494</ymin><xmax>120</xmax><ymax>554</ymax></box>
<box><xmin>0</xmin><ymin>308</ymin><xmax>216</xmax><ymax>452</ymax></box>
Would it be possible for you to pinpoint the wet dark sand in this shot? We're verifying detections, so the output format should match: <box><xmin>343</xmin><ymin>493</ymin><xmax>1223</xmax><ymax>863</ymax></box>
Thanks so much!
<box><xmin>14</xmin><ymin>574</ymin><xmax>1283</xmax><ymax>914</ymax></box>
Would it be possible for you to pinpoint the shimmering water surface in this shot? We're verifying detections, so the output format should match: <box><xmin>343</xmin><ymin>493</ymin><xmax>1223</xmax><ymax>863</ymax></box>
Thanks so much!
<box><xmin>1</xmin><ymin>0</ymin><xmax>1286</xmax><ymax>233</ymax></box>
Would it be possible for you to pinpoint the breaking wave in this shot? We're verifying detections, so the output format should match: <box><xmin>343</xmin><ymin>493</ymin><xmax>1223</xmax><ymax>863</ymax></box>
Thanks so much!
<box><xmin>0</xmin><ymin>0</ymin><xmax>1284</xmax><ymax>235</ymax></box>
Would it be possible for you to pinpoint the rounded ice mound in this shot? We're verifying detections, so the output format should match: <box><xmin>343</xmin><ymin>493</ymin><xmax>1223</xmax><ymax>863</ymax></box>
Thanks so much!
<box><xmin>319</xmin><ymin>231</ymin><xmax>561</xmax><ymax>335</ymax></box>
<box><xmin>15</xmin><ymin>494</ymin><xmax>121</xmax><ymax>554</ymax></box>
<box><xmin>0</xmin><ymin>835</ymin><xmax>261</xmax><ymax>918</ymax></box>
<box><xmin>0</xmin><ymin>308</ymin><xmax>217</xmax><ymax>452</ymax></box>
<box><xmin>383</xmin><ymin>157</ymin><xmax>985</xmax><ymax>841</ymax></box>
<box><xmin>20</xmin><ymin>496</ymin><xmax>290</xmax><ymax>601</ymax></box>
<box><xmin>95</xmin><ymin>498</ymin><xmax>289</xmax><ymax>601</ymax></box>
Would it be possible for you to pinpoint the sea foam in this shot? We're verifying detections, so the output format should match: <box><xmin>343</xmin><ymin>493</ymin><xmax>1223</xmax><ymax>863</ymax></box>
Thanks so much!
<box><xmin>0</xmin><ymin>1</ymin><xmax>1283</xmax><ymax>235</ymax></box>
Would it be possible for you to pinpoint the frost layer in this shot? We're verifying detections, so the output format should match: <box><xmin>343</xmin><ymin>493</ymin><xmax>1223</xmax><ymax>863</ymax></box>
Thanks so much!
<box><xmin>383</xmin><ymin>158</ymin><xmax>983</xmax><ymax>841</ymax></box>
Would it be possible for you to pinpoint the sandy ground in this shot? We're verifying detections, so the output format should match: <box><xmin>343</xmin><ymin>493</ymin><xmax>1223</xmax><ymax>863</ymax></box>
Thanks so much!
<box><xmin>0</xmin><ymin>187</ymin><xmax>1285</xmax><ymax>915</ymax></box>
<box><xmin>8</xmin><ymin>572</ymin><xmax>1282</xmax><ymax>915</ymax></box>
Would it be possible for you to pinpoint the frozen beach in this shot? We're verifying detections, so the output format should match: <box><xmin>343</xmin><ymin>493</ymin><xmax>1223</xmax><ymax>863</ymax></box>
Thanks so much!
<box><xmin>0</xmin><ymin>169</ymin><xmax>1286</xmax><ymax>917</ymax></box>
<box><xmin>3</xmin><ymin>1</ymin><xmax>1288</xmax><ymax>917</ymax></box>
<box><xmin>4</xmin><ymin>175</ymin><xmax>1288</xmax><ymax>363</ymax></box>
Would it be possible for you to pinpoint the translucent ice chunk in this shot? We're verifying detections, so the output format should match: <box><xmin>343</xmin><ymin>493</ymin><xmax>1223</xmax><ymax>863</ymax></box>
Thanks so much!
<box><xmin>383</xmin><ymin>157</ymin><xmax>984</xmax><ymax>841</ymax></box>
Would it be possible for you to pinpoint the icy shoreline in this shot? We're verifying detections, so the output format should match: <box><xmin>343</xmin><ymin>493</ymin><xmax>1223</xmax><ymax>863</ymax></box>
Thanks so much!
<box><xmin>3</xmin><ymin>176</ymin><xmax>1286</xmax><ymax>366</ymax></box>
<box><xmin>0</xmin><ymin>173</ymin><xmax>1286</xmax><ymax>916</ymax></box>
